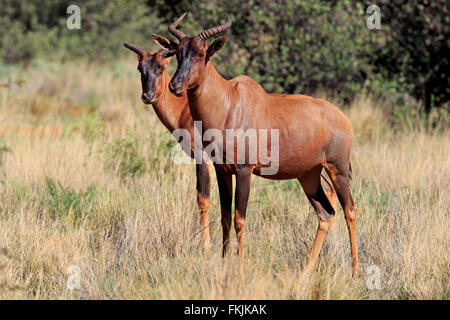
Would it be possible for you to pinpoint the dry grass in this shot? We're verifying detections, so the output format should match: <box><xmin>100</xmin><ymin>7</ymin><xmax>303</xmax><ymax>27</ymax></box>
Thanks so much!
<box><xmin>0</xmin><ymin>59</ymin><xmax>448</xmax><ymax>299</ymax></box>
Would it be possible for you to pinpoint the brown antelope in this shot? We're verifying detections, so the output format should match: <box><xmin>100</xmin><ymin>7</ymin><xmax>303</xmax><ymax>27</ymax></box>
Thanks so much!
<box><xmin>123</xmin><ymin>37</ymin><xmax>337</xmax><ymax>257</ymax></box>
<box><xmin>123</xmin><ymin>41</ymin><xmax>212</xmax><ymax>250</ymax></box>
<box><xmin>155</xmin><ymin>13</ymin><xmax>359</xmax><ymax>276</ymax></box>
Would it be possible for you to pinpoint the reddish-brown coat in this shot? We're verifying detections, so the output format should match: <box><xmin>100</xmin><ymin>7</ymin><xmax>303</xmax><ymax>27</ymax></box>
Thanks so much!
<box><xmin>162</xmin><ymin>14</ymin><xmax>359</xmax><ymax>275</ymax></box>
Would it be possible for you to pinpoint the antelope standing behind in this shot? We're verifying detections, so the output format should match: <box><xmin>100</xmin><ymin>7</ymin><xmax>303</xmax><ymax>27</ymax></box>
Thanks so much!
<box><xmin>123</xmin><ymin>38</ymin><xmax>337</xmax><ymax>255</ymax></box>
<box><xmin>156</xmin><ymin>13</ymin><xmax>359</xmax><ymax>276</ymax></box>
<box><xmin>123</xmin><ymin>42</ymin><xmax>212</xmax><ymax>250</ymax></box>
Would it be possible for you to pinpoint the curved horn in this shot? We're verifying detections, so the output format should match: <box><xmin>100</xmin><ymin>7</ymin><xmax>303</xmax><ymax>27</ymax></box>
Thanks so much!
<box><xmin>123</xmin><ymin>41</ymin><xmax>146</xmax><ymax>56</ymax></box>
<box><xmin>168</xmin><ymin>12</ymin><xmax>187</xmax><ymax>40</ymax></box>
<box><xmin>197</xmin><ymin>14</ymin><xmax>232</xmax><ymax>41</ymax></box>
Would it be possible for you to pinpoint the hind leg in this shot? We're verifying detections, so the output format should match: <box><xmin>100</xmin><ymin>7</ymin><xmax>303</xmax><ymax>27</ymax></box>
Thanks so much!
<box><xmin>298</xmin><ymin>166</ymin><xmax>336</xmax><ymax>273</ymax></box>
<box><xmin>324</xmin><ymin>162</ymin><xmax>360</xmax><ymax>276</ymax></box>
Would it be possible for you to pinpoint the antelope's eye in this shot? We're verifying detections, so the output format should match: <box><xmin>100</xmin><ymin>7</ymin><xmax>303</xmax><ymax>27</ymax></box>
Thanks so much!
<box><xmin>197</xmin><ymin>53</ymin><xmax>204</xmax><ymax>58</ymax></box>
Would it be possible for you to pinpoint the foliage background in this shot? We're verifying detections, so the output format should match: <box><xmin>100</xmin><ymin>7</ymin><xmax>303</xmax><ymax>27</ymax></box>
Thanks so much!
<box><xmin>0</xmin><ymin>0</ymin><xmax>449</xmax><ymax>119</ymax></box>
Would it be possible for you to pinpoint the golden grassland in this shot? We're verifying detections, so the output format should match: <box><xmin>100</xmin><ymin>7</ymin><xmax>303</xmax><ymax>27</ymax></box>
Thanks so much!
<box><xmin>0</xmin><ymin>59</ymin><xmax>448</xmax><ymax>299</ymax></box>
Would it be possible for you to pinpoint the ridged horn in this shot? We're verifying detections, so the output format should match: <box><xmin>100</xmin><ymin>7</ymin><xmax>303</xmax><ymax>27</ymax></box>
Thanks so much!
<box><xmin>123</xmin><ymin>41</ymin><xmax>146</xmax><ymax>56</ymax></box>
<box><xmin>168</xmin><ymin>12</ymin><xmax>187</xmax><ymax>40</ymax></box>
<box><xmin>197</xmin><ymin>14</ymin><xmax>232</xmax><ymax>41</ymax></box>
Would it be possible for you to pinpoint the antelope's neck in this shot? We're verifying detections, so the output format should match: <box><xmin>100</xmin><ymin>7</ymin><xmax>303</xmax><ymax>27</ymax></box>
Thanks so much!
<box><xmin>187</xmin><ymin>62</ymin><xmax>233</xmax><ymax>130</ymax></box>
<box><xmin>151</xmin><ymin>71</ymin><xmax>186</xmax><ymax>133</ymax></box>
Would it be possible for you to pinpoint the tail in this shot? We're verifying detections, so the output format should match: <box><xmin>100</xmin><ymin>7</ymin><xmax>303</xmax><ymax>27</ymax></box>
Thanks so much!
<box><xmin>320</xmin><ymin>172</ymin><xmax>333</xmax><ymax>191</ymax></box>
<box><xmin>349</xmin><ymin>161</ymin><xmax>352</xmax><ymax>180</ymax></box>
<box><xmin>320</xmin><ymin>172</ymin><xmax>338</xmax><ymax>213</ymax></box>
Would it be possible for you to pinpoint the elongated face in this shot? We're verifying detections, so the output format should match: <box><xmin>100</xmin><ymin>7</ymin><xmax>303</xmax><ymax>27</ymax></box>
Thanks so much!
<box><xmin>169</xmin><ymin>37</ymin><xmax>208</xmax><ymax>95</ymax></box>
<box><xmin>156</xmin><ymin>13</ymin><xmax>231</xmax><ymax>96</ymax></box>
<box><xmin>136</xmin><ymin>52</ymin><xmax>170</xmax><ymax>104</ymax></box>
<box><xmin>158</xmin><ymin>36</ymin><xmax>226</xmax><ymax>96</ymax></box>
<box><xmin>123</xmin><ymin>39</ymin><xmax>173</xmax><ymax>104</ymax></box>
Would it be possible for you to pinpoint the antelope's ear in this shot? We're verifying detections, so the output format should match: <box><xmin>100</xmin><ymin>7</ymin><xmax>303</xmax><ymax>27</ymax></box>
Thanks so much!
<box><xmin>206</xmin><ymin>37</ymin><xmax>227</xmax><ymax>59</ymax></box>
<box><xmin>159</xmin><ymin>51</ymin><xmax>173</xmax><ymax>69</ymax></box>
<box><xmin>160</xmin><ymin>49</ymin><xmax>175</xmax><ymax>59</ymax></box>
<box><xmin>152</xmin><ymin>34</ymin><xmax>178</xmax><ymax>52</ymax></box>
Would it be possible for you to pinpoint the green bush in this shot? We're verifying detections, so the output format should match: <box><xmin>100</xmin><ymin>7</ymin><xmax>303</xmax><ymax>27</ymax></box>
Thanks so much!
<box><xmin>0</xmin><ymin>0</ymin><xmax>161</xmax><ymax>63</ymax></box>
<box><xmin>64</xmin><ymin>111</ymin><xmax>105</xmax><ymax>140</ymax></box>
<box><xmin>45</xmin><ymin>177</ymin><xmax>98</xmax><ymax>225</ymax></box>
<box><xmin>106</xmin><ymin>133</ymin><xmax>147</xmax><ymax>179</ymax></box>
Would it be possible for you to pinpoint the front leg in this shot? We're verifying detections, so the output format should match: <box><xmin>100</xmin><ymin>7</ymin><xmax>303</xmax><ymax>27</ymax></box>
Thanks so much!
<box><xmin>196</xmin><ymin>161</ymin><xmax>211</xmax><ymax>251</ymax></box>
<box><xmin>215</xmin><ymin>169</ymin><xmax>233</xmax><ymax>257</ymax></box>
<box><xmin>234</xmin><ymin>166</ymin><xmax>253</xmax><ymax>262</ymax></box>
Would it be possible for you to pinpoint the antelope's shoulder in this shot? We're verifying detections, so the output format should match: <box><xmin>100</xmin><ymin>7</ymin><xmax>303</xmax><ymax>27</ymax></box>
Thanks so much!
<box><xmin>229</xmin><ymin>75</ymin><xmax>267</xmax><ymax>95</ymax></box>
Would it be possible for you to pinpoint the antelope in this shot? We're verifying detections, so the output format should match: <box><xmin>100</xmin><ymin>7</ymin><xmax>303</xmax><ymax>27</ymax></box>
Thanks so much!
<box><xmin>155</xmin><ymin>13</ymin><xmax>359</xmax><ymax>276</ymax></box>
<box><xmin>123</xmin><ymin>37</ymin><xmax>337</xmax><ymax>256</ymax></box>
<box><xmin>123</xmin><ymin>41</ymin><xmax>212</xmax><ymax>250</ymax></box>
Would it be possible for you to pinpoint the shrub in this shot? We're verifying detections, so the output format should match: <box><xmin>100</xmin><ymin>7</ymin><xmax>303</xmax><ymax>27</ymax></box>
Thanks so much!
<box><xmin>105</xmin><ymin>132</ymin><xmax>147</xmax><ymax>179</ymax></box>
<box><xmin>45</xmin><ymin>177</ymin><xmax>98</xmax><ymax>225</ymax></box>
<box><xmin>0</xmin><ymin>0</ymin><xmax>160</xmax><ymax>63</ymax></box>
<box><xmin>64</xmin><ymin>111</ymin><xmax>105</xmax><ymax>140</ymax></box>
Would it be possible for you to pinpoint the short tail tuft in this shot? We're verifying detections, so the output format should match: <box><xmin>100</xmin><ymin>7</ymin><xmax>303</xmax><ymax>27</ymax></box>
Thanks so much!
<box><xmin>349</xmin><ymin>161</ymin><xmax>353</xmax><ymax>180</ymax></box>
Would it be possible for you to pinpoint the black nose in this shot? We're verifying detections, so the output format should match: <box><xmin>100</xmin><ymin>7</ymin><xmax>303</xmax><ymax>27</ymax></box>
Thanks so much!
<box><xmin>169</xmin><ymin>82</ymin><xmax>183</xmax><ymax>93</ymax></box>
<box><xmin>142</xmin><ymin>93</ymin><xmax>154</xmax><ymax>103</ymax></box>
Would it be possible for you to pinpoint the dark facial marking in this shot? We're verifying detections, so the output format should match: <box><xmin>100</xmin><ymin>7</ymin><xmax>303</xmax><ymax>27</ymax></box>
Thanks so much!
<box><xmin>139</xmin><ymin>56</ymin><xmax>161</xmax><ymax>103</ymax></box>
<box><xmin>171</xmin><ymin>38</ymin><xmax>197</xmax><ymax>87</ymax></box>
